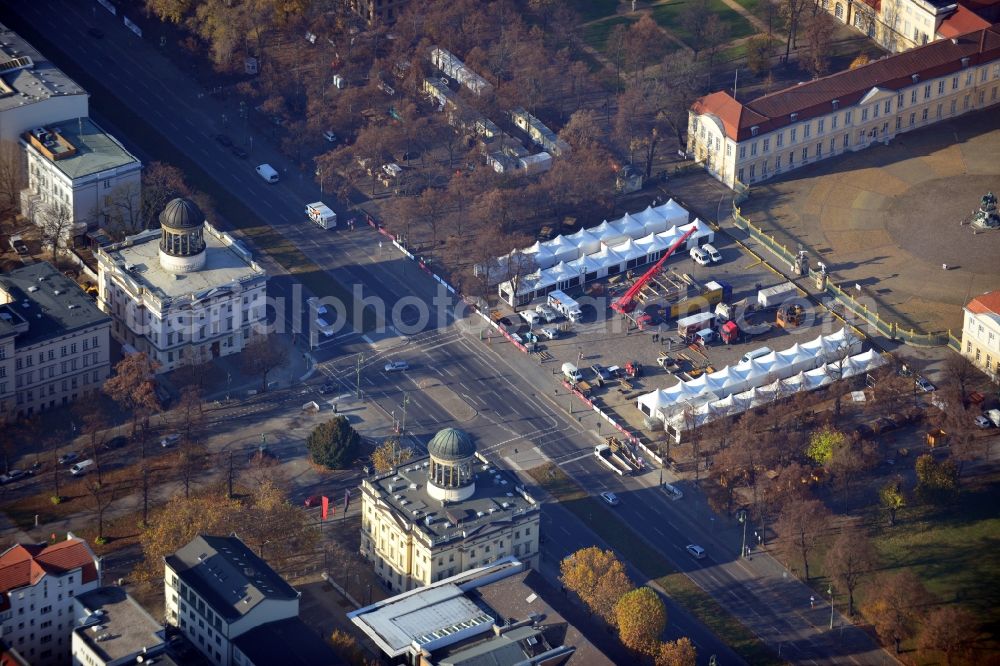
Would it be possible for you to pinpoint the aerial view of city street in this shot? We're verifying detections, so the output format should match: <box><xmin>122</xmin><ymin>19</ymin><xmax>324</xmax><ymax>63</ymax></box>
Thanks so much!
<box><xmin>0</xmin><ymin>0</ymin><xmax>998</xmax><ymax>664</ymax></box>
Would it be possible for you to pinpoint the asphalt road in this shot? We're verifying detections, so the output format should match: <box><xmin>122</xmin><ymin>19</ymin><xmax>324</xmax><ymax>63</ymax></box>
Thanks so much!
<box><xmin>2</xmin><ymin>2</ymin><xmax>889</xmax><ymax>663</ymax></box>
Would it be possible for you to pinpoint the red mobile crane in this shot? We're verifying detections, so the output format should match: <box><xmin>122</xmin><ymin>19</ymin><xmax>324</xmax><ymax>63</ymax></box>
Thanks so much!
<box><xmin>610</xmin><ymin>227</ymin><xmax>698</xmax><ymax>314</ymax></box>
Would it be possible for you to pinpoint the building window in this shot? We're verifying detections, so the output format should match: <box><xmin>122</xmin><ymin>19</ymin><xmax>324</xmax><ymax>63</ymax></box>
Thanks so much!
<box><xmin>776</xmin><ymin>132</ymin><xmax>783</xmax><ymax>147</ymax></box>
<box><xmin>750</xmin><ymin>142</ymin><xmax>758</xmax><ymax>157</ymax></box>
<box><xmin>749</xmin><ymin>165</ymin><xmax>755</xmax><ymax>179</ymax></box>
<box><xmin>922</xmin><ymin>108</ymin><xmax>929</xmax><ymax>120</ymax></box>
<box><xmin>791</xmin><ymin>127</ymin><xmax>797</xmax><ymax>142</ymax></box>
<box><xmin>845</xmin><ymin>110</ymin><xmax>852</xmax><ymax>125</ymax></box>
<box><xmin>835</xmin><ymin>3</ymin><xmax>843</xmax><ymax>18</ymax></box>
<box><xmin>816</xmin><ymin>142</ymin><xmax>822</xmax><ymax>157</ymax></box>
<box><xmin>739</xmin><ymin>145</ymin><xmax>746</xmax><ymax>159</ymax></box>
<box><xmin>909</xmin><ymin>112</ymin><xmax>915</xmax><ymax>126</ymax></box>
<box><xmin>872</xmin><ymin>104</ymin><xmax>878</xmax><ymax>118</ymax></box>
<box><xmin>895</xmin><ymin>116</ymin><xmax>901</xmax><ymax>130</ymax></box>
<box><xmin>775</xmin><ymin>155</ymin><xmax>782</xmax><ymax>169</ymax></box>
<box><xmin>763</xmin><ymin>138</ymin><xmax>770</xmax><ymax>152</ymax></box>
<box><xmin>950</xmin><ymin>99</ymin><xmax>957</xmax><ymax>114</ymax></box>
<box><xmin>789</xmin><ymin>151</ymin><xmax>794</xmax><ymax>165</ymax></box>
<box><xmin>884</xmin><ymin>100</ymin><xmax>891</xmax><ymax>114</ymax></box>
<box><xmin>963</xmin><ymin>94</ymin><xmax>970</xmax><ymax>110</ymax></box>
<box><xmin>804</xmin><ymin>123</ymin><xmax>811</xmax><ymax>138</ymax></box>
<box><xmin>939</xmin><ymin>80</ymin><xmax>946</xmax><ymax>94</ymax></box>
<box><xmin>738</xmin><ymin>168</ymin><xmax>744</xmax><ymax>182</ymax></box>
<box><xmin>831</xmin><ymin>114</ymin><xmax>838</xmax><ymax>129</ymax></box>
<box><xmin>817</xmin><ymin>118</ymin><xmax>825</xmax><ymax>133</ymax></box>
<box><xmin>802</xmin><ymin>147</ymin><xmax>808</xmax><ymax>161</ymax></box>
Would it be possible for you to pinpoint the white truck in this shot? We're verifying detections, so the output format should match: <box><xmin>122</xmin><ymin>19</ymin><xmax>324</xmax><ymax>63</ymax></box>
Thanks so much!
<box><xmin>548</xmin><ymin>290</ymin><xmax>583</xmax><ymax>323</ymax></box>
<box><xmin>757</xmin><ymin>282</ymin><xmax>798</xmax><ymax>308</ymax></box>
<box><xmin>306</xmin><ymin>202</ymin><xmax>337</xmax><ymax>229</ymax></box>
<box><xmin>987</xmin><ymin>408</ymin><xmax>1000</xmax><ymax>428</ymax></box>
<box><xmin>594</xmin><ymin>444</ymin><xmax>634</xmax><ymax>476</ymax></box>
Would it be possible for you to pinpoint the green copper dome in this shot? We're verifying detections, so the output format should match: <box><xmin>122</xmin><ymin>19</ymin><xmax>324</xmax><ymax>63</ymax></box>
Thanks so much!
<box><xmin>427</xmin><ymin>428</ymin><xmax>476</xmax><ymax>462</ymax></box>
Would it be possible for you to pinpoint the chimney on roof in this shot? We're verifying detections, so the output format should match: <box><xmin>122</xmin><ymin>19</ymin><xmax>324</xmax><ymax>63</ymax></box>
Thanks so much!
<box><xmin>951</xmin><ymin>38</ymin><xmax>958</xmax><ymax>44</ymax></box>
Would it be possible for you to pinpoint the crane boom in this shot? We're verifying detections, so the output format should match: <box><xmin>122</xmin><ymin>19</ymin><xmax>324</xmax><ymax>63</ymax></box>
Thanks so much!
<box><xmin>611</xmin><ymin>226</ymin><xmax>698</xmax><ymax>314</ymax></box>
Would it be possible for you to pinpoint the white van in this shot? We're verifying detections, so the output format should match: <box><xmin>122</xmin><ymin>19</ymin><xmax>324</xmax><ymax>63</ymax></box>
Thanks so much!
<box><xmin>561</xmin><ymin>362</ymin><xmax>583</xmax><ymax>382</ymax></box>
<box><xmin>741</xmin><ymin>346</ymin><xmax>773</xmax><ymax>363</ymax></box>
<box><xmin>690</xmin><ymin>247</ymin><xmax>710</xmax><ymax>266</ymax></box>
<box><xmin>255</xmin><ymin>163</ymin><xmax>279</xmax><ymax>183</ymax></box>
<box><xmin>70</xmin><ymin>459</ymin><xmax>95</xmax><ymax>476</ymax></box>
<box><xmin>702</xmin><ymin>243</ymin><xmax>722</xmax><ymax>263</ymax></box>
<box><xmin>520</xmin><ymin>310</ymin><xmax>541</xmax><ymax>326</ymax></box>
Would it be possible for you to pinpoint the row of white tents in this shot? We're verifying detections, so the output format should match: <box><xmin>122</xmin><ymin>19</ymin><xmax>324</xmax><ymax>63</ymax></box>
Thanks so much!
<box><xmin>494</xmin><ymin>200</ymin><xmax>715</xmax><ymax>305</ymax></box>
<box><xmin>636</xmin><ymin>329</ymin><xmax>885</xmax><ymax>440</ymax></box>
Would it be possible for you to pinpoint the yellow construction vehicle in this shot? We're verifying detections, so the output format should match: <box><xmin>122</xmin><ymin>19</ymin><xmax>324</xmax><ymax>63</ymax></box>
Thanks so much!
<box><xmin>776</xmin><ymin>303</ymin><xmax>805</xmax><ymax>329</ymax></box>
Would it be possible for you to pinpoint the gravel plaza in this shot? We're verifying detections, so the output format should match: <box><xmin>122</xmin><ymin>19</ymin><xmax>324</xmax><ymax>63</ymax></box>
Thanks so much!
<box><xmin>736</xmin><ymin>107</ymin><xmax>1000</xmax><ymax>336</ymax></box>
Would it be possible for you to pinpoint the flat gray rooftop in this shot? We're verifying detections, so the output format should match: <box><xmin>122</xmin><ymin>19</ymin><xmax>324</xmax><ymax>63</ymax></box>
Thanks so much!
<box><xmin>0</xmin><ymin>23</ymin><xmax>86</xmax><ymax>113</ymax></box>
<box><xmin>75</xmin><ymin>587</ymin><xmax>164</xmax><ymax>663</ymax></box>
<box><xmin>370</xmin><ymin>455</ymin><xmax>537</xmax><ymax>542</ymax></box>
<box><xmin>108</xmin><ymin>227</ymin><xmax>265</xmax><ymax>301</ymax></box>
<box><xmin>0</xmin><ymin>262</ymin><xmax>109</xmax><ymax>346</ymax></box>
<box><xmin>37</xmin><ymin>117</ymin><xmax>139</xmax><ymax>180</ymax></box>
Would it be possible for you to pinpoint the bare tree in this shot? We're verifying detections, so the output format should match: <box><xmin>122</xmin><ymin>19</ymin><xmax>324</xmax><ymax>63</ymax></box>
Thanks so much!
<box><xmin>85</xmin><ymin>477</ymin><xmax>118</xmax><ymax>544</ymax></box>
<box><xmin>824</xmin><ymin>526</ymin><xmax>877</xmax><ymax>615</ymax></box>
<box><xmin>774</xmin><ymin>498</ymin><xmax>832</xmax><ymax>579</ymax></box>
<box><xmin>103</xmin><ymin>353</ymin><xmax>161</xmax><ymax>439</ymax></box>
<box><xmin>779</xmin><ymin>0</ymin><xmax>810</xmax><ymax>62</ymax></box>
<box><xmin>942</xmin><ymin>354</ymin><xmax>979</xmax><ymax>406</ymax></box>
<box><xmin>241</xmin><ymin>335</ymin><xmax>289</xmax><ymax>393</ymax></box>
<box><xmin>40</xmin><ymin>202</ymin><xmax>74</xmax><ymax>260</ymax></box>
<box><xmin>0</xmin><ymin>139</ymin><xmax>26</xmax><ymax>218</ymax></box>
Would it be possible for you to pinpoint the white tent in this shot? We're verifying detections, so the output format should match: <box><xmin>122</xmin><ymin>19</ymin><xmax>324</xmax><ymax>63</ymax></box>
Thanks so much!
<box><xmin>522</xmin><ymin>242</ymin><xmax>556</xmax><ymax>270</ymax></box>
<box><xmin>543</xmin><ymin>235</ymin><xmax>580</xmax><ymax>263</ymax></box>
<box><xmin>568</xmin><ymin>254</ymin><xmax>603</xmax><ymax>276</ymax></box>
<box><xmin>565</xmin><ymin>228</ymin><xmax>603</xmax><ymax>255</ymax></box>
<box><xmin>614</xmin><ymin>212</ymin><xmax>646</xmax><ymax>239</ymax></box>
<box><xmin>591</xmin><ymin>245</ymin><xmax>625</xmax><ymax>275</ymax></box>
<box><xmin>635</xmin><ymin>232</ymin><xmax>671</xmax><ymax>259</ymax></box>
<box><xmin>654</xmin><ymin>199</ymin><xmax>689</xmax><ymax>226</ymax></box>
<box><xmin>633</xmin><ymin>204</ymin><xmax>669</xmax><ymax>235</ymax></box>
<box><xmin>542</xmin><ymin>261</ymin><xmax>580</xmax><ymax>288</ymax></box>
<box><xmin>610</xmin><ymin>238</ymin><xmax>647</xmax><ymax>263</ymax></box>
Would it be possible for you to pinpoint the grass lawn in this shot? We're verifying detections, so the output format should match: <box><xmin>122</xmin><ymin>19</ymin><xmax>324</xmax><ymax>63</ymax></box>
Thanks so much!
<box><xmin>651</xmin><ymin>0</ymin><xmax>757</xmax><ymax>45</ymax></box>
<box><xmin>527</xmin><ymin>463</ymin><xmax>781</xmax><ymax>665</ymax></box>
<box><xmin>567</xmin><ymin>0</ymin><xmax>621</xmax><ymax>23</ymax></box>
<box><xmin>582</xmin><ymin>15</ymin><xmax>638</xmax><ymax>53</ymax></box>
<box><xmin>872</xmin><ymin>484</ymin><xmax>1000</xmax><ymax>647</ymax></box>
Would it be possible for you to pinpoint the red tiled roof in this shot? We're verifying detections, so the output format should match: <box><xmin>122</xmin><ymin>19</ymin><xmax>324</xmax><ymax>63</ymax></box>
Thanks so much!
<box><xmin>0</xmin><ymin>539</ymin><xmax>98</xmax><ymax>611</ymax></box>
<box><xmin>939</xmin><ymin>5</ymin><xmax>991</xmax><ymax>38</ymax></box>
<box><xmin>967</xmin><ymin>290</ymin><xmax>1000</xmax><ymax>314</ymax></box>
<box><xmin>691</xmin><ymin>23</ymin><xmax>1000</xmax><ymax>141</ymax></box>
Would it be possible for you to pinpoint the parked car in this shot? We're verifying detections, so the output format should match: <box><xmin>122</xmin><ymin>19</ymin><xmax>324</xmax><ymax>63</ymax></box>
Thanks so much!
<box><xmin>319</xmin><ymin>381</ymin><xmax>336</xmax><ymax>395</ymax></box>
<box><xmin>702</xmin><ymin>243</ymin><xmax>722</xmax><ymax>263</ymax></box>
<box><xmin>600</xmin><ymin>491</ymin><xmax>620</xmax><ymax>506</ymax></box>
<box><xmin>539</xmin><ymin>327</ymin><xmax>559</xmax><ymax>340</ymax></box>
<box><xmin>58</xmin><ymin>452</ymin><xmax>80</xmax><ymax>465</ymax></box>
<box><xmin>161</xmin><ymin>434</ymin><xmax>181</xmax><ymax>448</ymax></box>
<box><xmin>974</xmin><ymin>415</ymin><xmax>993</xmax><ymax>428</ymax></box>
<box><xmin>591</xmin><ymin>364</ymin><xmax>613</xmax><ymax>382</ymax></box>
<box><xmin>0</xmin><ymin>470</ymin><xmax>28</xmax><ymax>484</ymax></box>
<box><xmin>686</xmin><ymin>544</ymin><xmax>707</xmax><ymax>559</ymax></box>
<box><xmin>214</xmin><ymin>133</ymin><xmax>233</xmax><ymax>148</ymax></box>
<box><xmin>520</xmin><ymin>310</ymin><xmax>542</xmax><ymax>326</ymax></box>
<box><xmin>384</xmin><ymin>360</ymin><xmax>409</xmax><ymax>372</ymax></box>
<box><xmin>662</xmin><ymin>483</ymin><xmax>684</xmax><ymax>500</ymax></box>
<box><xmin>104</xmin><ymin>436</ymin><xmax>128</xmax><ymax>451</ymax></box>
<box><xmin>915</xmin><ymin>377</ymin><xmax>936</xmax><ymax>392</ymax></box>
<box><xmin>230</xmin><ymin>145</ymin><xmax>248</xmax><ymax>159</ymax></box>
<box><xmin>690</xmin><ymin>247</ymin><xmax>710</xmax><ymax>266</ymax></box>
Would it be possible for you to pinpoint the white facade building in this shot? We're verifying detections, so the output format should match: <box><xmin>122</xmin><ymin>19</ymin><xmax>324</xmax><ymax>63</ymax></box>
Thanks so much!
<box><xmin>96</xmin><ymin>198</ymin><xmax>268</xmax><ymax>374</ymax></box>
<box><xmin>163</xmin><ymin>535</ymin><xmax>300</xmax><ymax>666</ymax></box>
<box><xmin>360</xmin><ymin>428</ymin><xmax>541</xmax><ymax>593</ymax></box>
<box><xmin>0</xmin><ymin>535</ymin><xmax>101</xmax><ymax>666</ymax></box>
<box><xmin>0</xmin><ymin>262</ymin><xmax>111</xmax><ymax>421</ymax></box>
<box><xmin>961</xmin><ymin>290</ymin><xmax>1000</xmax><ymax>379</ymax></box>
<box><xmin>20</xmin><ymin>119</ymin><xmax>141</xmax><ymax>242</ymax></box>
<box><xmin>822</xmin><ymin>0</ymin><xmax>990</xmax><ymax>53</ymax></box>
<box><xmin>0</xmin><ymin>23</ymin><xmax>89</xmax><ymax>142</ymax></box>
<box><xmin>688</xmin><ymin>24</ymin><xmax>1000</xmax><ymax>190</ymax></box>
<box><xmin>71</xmin><ymin>587</ymin><xmax>170</xmax><ymax>666</ymax></box>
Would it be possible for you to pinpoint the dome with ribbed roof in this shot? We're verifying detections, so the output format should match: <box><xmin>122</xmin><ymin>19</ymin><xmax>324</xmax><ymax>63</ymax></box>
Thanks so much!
<box><xmin>427</xmin><ymin>428</ymin><xmax>475</xmax><ymax>462</ymax></box>
<box><xmin>159</xmin><ymin>197</ymin><xmax>204</xmax><ymax>230</ymax></box>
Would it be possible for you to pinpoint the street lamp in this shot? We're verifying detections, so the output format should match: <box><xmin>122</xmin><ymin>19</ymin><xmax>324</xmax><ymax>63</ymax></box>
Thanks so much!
<box><xmin>828</xmin><ymin>585</ymin><xmax>835</xmax><ymax>629</ymax></box>
<box><xmin>401</xmin><ymin>395</ymin><xmax>410</xmax><ymax>439</ymax></box>
<box><xmin>738</xmin><ymin>509</ymin><xmax>749</xmax><ymax>558</ymax></box>
<box><xmin>355</xmin><ymin>354</ymin><xmax>365</xmax><ymax>398</ymax></box>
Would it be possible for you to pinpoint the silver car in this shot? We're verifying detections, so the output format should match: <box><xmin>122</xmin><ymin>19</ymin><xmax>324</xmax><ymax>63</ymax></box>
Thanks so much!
<box><xmin>384</xmin><ymin>360</ymin><xmax>409</xmax><ymax>372</ymax></box>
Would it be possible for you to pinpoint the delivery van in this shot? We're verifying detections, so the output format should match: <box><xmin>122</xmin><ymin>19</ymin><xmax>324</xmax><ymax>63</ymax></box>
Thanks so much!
<box><xmin>70</xmin><ymin>459</ymin><xmax>95</xmax><ymax>476</ymax></box>
<box><xmin>561</xmin><ymin>362</ymin><xmax>583</xmax><ymax>383</ymax></box>
<box><xmin>255</xmin><ymin>163</ymin><xmax>280</xmax><ymax>183</ymax></box>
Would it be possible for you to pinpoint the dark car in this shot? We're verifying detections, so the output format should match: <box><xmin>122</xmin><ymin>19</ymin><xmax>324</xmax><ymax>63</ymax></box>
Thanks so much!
<box><xmin>319</xmin><ymin>382</ymin><xmax>336</xmax><ymax>395</ymax></box>
<box><xmin>0</xmin><ymin>470</ymin><xmax>30</xmax><ymax>484</ymax></box>
<box><xmin>591</xmin><ymin>364</ymin><xmax>613</xmax><ymax>382</ymax></box>
<box><xmin>104</xmin><ymin>436</ymin><xmax>128</xmax><ymax>451</ymax></box>
<box><xmin>214</xmin><ymin>134</ymin><xmax>233</xmax><ymax>148</ymax></box>
<box><xmin>87</xmin><ymin>27</ymin><xmax>104</xmax><ymax>39</ymax></box>
<box><xmin>230</xmin><ymin>145</ymin><xmax>248</xmax><ymax>159</ymax></box>
<box><xmin>58</xmin><ymin>452</ymin><xmax>80</xmax><ymax>465</ymax></box>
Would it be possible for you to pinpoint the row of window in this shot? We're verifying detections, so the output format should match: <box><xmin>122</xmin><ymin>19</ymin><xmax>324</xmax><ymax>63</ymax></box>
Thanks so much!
<box><xmin>14</xmin><ymin>370</ymin><xmax>103</xmax><ymax>406</ymax></box>
<box><xmin>15</xmin><ymin>353</ymin><xmax>102</xmax><ymax>386</ymax></box>
<box><xmin>14</xmin><ymin>336</ymin><xmax>101</xmax><ymax>369</ymax></box>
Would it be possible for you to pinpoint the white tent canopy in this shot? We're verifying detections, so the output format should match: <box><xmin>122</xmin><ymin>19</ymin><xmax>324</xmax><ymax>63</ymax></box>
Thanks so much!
<box><xmin>542</xmin><ymin>235</ymin><xmax>580</xmax><ymax>263</ymax></box>
<box><xmin>565</xmin><ymin>228</ymin><xmax>602</xmax><ymax>255</ymax></box>
<box><xmin>611</xmin><ymin>238</ymin><xmax>647</xmax><ymax>262</ymax></box>
<box><xmin>633</xmin><ymin>204</ymin><xmax>669</xmax><ymax>235</ymax></box>
<box><xmin>654</xmin><ymin>199</ymin><xmax>689</xmax><ymax>226</ymax></box>
<box><xmin>522</xmin><ymin>242</ymin><xmax>556</xmax><ymax>270</ymax></box>
<box><xmin>637</xmin><ymin>329</ymin><xmax>884</xmax><ymax>439</ymax></box>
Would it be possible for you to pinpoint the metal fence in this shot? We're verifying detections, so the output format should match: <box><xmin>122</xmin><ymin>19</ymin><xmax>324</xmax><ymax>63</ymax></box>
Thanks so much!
<box><xmin>732</xmin><ymin>202</ymin><xmax>951</xmax><ymax>347</ymax></box>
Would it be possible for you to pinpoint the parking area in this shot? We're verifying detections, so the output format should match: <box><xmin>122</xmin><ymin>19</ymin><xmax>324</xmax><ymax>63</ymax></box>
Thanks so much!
<box><xmin>492</xmin><ymin>232</ymin><xmax>844</xmax><ymax>441</ymax></box>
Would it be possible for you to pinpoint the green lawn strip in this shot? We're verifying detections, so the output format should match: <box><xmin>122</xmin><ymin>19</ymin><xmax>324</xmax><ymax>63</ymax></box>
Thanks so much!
<box><xmin>527</xmin><ymin>464</ymin><xmax>781</xmax><ymax>664</ymax></box>
<box><xmin>6</xmin><ymin>16</ymin><xmax>375</xmax><ymax>333</ymax></box>
<box><xmin>869</xmin><ymin>486</ymin><xmax>1000</xmax><ymax>642</ymax></box>
<box><xmin>651</xmin><ymin>0</ymin><xmax>757</xmax><ymax>45</ymax></box>
<box><xmin>568</xmin><ymin>0</ymin><xmax>621</xmax><ymax>23</ymax></box>
<box><xmin>581</xmin><ymin>15</ymin><xmax>638</xmax><ymax>53</ymax></box>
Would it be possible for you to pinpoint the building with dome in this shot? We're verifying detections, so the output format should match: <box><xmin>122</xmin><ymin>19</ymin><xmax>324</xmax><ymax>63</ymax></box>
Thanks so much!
<box><xmin>359</xmin><ymin>427</ymin><xmax>541</xmax><ymax>593</ymax></box>
<box><xmin>95</xmin><ymin>197</ymin><xmax>268</xmax><ymax>373</ymax></box>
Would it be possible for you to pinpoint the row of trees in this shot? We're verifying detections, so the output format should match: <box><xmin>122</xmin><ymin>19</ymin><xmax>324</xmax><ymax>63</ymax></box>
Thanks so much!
<box><xmin>559</xmin><ymin>547</ymin><xmax>696</xmax><ymax>665</ymax></box>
